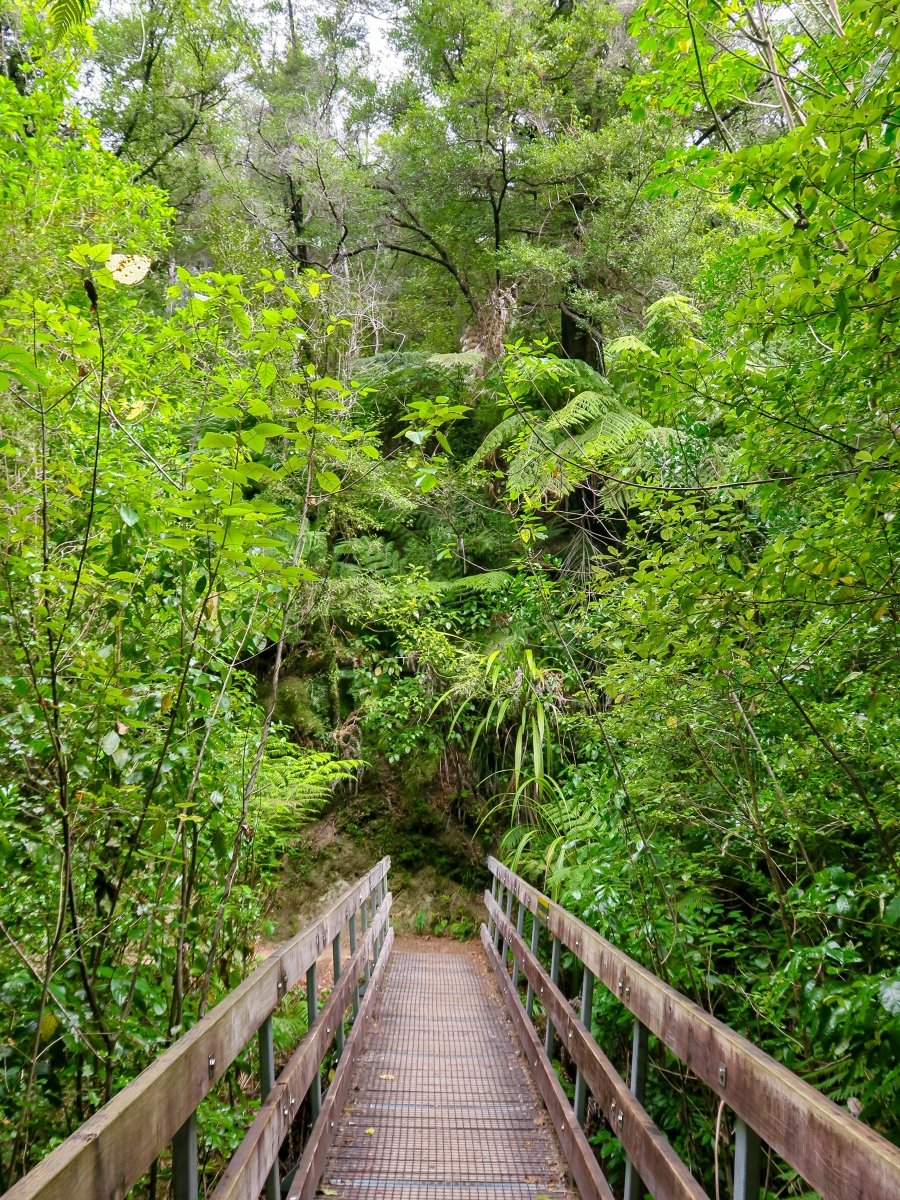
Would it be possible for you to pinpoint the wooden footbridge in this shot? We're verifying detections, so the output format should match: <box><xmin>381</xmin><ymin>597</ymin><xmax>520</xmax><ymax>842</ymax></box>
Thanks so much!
<box><xmin>7</xmin><ymin>857</ymin><xmax>900</xmax><ymax>1200</ymax></box>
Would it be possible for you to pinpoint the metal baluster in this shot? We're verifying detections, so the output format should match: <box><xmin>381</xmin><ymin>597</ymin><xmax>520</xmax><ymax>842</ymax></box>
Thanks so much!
<box><xmin>574</xmin><ymin>966</ymin><xmax>594</xmax><ymax>1127</ymax></box>
<box><xmin>501</xmin><ymin>888</ymin><xmax>514</xmax><ymax>967</ymax></box>
<box><xmin>733</xmin><ymin>1118</ymin><xmax>761</xmax><ymax>1200</ymax></box>
<box><xmin>258</xmin><ymin>1015</ymin><xmax>280</xmax><ymax>1200</ymax></box>
<box><xmin>510</xmin><ymin>901</ymin><xmax>525</xmax><ymax>991</ymax></box>
<box><xmin>332</xmin><ymin>934</ymin><xmax>344</xmax><ymax>1057</ymax></box>
<box><xmin>306</xmin><ymin>961</ymin><xmax>321</xmax><ymax>1121</ymax></box>
<box><xmin>172</xmin><ymin>1109</ymin><xmax>198</xmax><ymax>1200</ymax></box>
<box><xmin>493</xmin><ymin>884</ymin><xmax>504</xmax><ymax>951</ymax></box>
<box><xmin>543</xmin><ymin>935</ymin><xmax>562</xmax><ymax>1058</ymax></box>
<box><xmin>371</xmin><ymin>884</ymin><xmax>381</xmax><ymax>964</ymax></box>
<box><xmin>623</xmin><ymin>1019</ymin><xmax>649</xmax><ymax>1200</ymax></box>
<box><xmin>525</xmin><ymin>911</ymin><xmax>541</xmax><ymax>1018</ymax></box>
<box><xmin>349</xmin><ymin>912</ymin><xmax>359</xmax><ymax>1018</ymax></box>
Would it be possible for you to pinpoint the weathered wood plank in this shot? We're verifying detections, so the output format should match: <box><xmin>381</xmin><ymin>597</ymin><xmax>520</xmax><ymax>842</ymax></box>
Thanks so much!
<box><xmin>488</xmin><ymin>857</ymin><xmax>900</xmax><ymax>1200</ymax></box>
<box><xmin>487</xmin><ymin>892</ymin><xmax>708</xmax><ymax>1200</ymax></box>
<box><xmin>210</xmin><ymin>896</ymin><xmax>392</xmax><ymax>1200</ymax></box>
<box><xmin>481</xmin><ymin>926</ymin><xmax>615</xmax><ymax>1200</ymax></box>
<box><xmin>286</xmin><ymin>925</ymin><xmax>395</xmax><ymax>1200</ymax></box>
<box><xmin>4</xmin><ymin>859</ymin><xmax>390</xmax><ymax>1200</ymax></box>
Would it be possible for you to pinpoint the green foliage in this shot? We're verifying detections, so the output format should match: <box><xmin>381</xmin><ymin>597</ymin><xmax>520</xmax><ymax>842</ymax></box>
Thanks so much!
<box><xmin>6</xmin><ymin>0</ymin><xmax>900</xmax><ymax>1193</ymax></box>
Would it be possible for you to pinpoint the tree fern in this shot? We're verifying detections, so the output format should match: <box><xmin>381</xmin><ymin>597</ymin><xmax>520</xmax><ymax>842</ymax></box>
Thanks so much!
<box><xmin>542</xmin><ymin>383</ymin><xmax>621</xmax><ymax>432</ymax></box>
<box><xmin>468</xmin><ymin>411</ymin><xmax>526</xmax><ymax>466</ymax></box>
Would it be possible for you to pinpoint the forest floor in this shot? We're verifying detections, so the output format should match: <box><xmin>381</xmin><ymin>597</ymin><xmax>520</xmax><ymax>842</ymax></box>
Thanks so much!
<box><xmin>261</xmin><ymin>767</ymin><xmax>491</xmax><ymax>982</ymax></box>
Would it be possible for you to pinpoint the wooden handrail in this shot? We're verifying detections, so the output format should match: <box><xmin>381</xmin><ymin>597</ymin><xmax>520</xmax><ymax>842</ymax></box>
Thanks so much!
<box><xmin>5</xmin><ymin>858</ymin><xmax>390</xmax><ymax>1200</ymax></box>
<box><xmin>488</xmin><ymin>856</ymin><xmax>900</xmax><ymax>1200</ymax></box>
<box><xmin>286</xmin><ymin>925</ymin><xmax>395</xmax><ymax>1200</ymax></box>
<box><xmin>482</xmin><ymin>925</ymin><xmax>614</xmax><ymax>1200</ymax></box>
<box><xmin>211</xmin><ymin>895</ymin><xmax>392</xmax><ymax>1200</ymax></box>
<box><xmin>486</xmin><ymin>890</ymin><xmax>707</xmax><ymax>1200</ymax></box>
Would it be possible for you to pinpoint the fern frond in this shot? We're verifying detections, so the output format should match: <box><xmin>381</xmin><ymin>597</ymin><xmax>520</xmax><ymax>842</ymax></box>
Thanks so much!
<box><xmin>426</xmin><ymin>352</ymin><xmax>484</xmax><ymax>370</ymax></box>
<box><xmin>255</xmin><ymin>741</ymin><xmax>360</xmax><ymax>818</ymax></box>
<box><xmin>332</xmin><ymin>536</ymin><xmax>403</xmax><ymax>576</ymax></box>
<box><xmin>447</xmin><ymin>570</ymin><xmax>512</xmax><ymax>594</ymax></box>
<box><xmin>49</xmin><ymin>0</ymin><xmax>92</xmax><ymax>42</ymax></box>
<box><xmin>576</xmin><ymin>407</ymin><xmax>650</xmax><ymax>448</ymax></box>
<box><xmin>468</xmin><ymin>412</ymin><xmax>526</xmax><ymax>465</ymax></box>
<box><xmin>542</xmin><ymin>384</ymin><xmax>619</xmax><ymax>432</ymax></box>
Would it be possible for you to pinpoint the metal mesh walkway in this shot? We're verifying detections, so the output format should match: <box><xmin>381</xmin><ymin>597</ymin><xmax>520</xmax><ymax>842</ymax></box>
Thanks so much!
<box><xmin>321</xmin><ymin>947</ymin><xmax>577</xmax><ymax>1200</ymax></box>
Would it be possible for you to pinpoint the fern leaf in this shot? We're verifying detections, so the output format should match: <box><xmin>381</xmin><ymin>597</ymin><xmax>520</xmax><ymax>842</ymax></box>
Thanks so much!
<box><xmin>49</xmin><ymin>0</ymin><xmax>93</xmax><ymax>42</ymax></box>
<box><xmin>468</xmin><ymin>412</ymin><xmax>525</xmax><ymax>465</ymax></box>
<box><xmin>447</xmin><ymin>570</ymin><xmax>512</xmax><ymax>594</ymax></box>
<box><xmin>543</xmin><ymin>384</ymin><xmax>619</xmax><ymax>432</ymax></box>
<box><xmin>426</xmin><ymin>352</ymin><xmax>484</xmax><ymax>370</ymax></box>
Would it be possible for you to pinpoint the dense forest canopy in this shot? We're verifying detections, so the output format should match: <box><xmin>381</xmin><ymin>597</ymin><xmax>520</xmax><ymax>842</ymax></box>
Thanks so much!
<box><xmin>2</xmin><ymin>0</ymin><xmax>900</xmax><ymax>1192</ymax></box>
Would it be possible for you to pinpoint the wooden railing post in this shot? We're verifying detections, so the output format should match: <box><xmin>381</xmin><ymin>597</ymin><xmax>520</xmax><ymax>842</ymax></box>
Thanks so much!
<box><xmin>306</xmin><ymin>962</ymin><xmax>321</xmax><ymax>1121</ymax></box>
<box><xmin>493</xmin><ymin>884</ymin><xmax>504</xmax><ymax>951</ymax></box>
<box><xmin>544</xmin><ymin>935</ymin><xmax>562</xmax><ymax>1059</ymax></box>
<box><xmin>511</xmin><ymin>901</ymin><xmax>525</xmax><ymax>991</ymax></box>
<box><xmin>172</xmin><ymin>1109</ymin><xmax>198</xmax><ymax>1200</ymax></box>
<box><xmin>525</xmin><ymin>911</ymin><xmax>541</xmax><ymax>1018</ymax></box>
<box><xmin>332</xmin><ymin>934</ymin><xmax>344</xmax><ymax>1056</ymax></box>
<box><xmin>622</xmin><ymin>1017</ymin><xmax>649</xmax><ymax>1200</ymax></box>
<box><xmin>574</xmin><ymin>966</ymin><xmax>594</xmax><ymax>1127</ymax></box>
<box><xmin>257</xmin><ymin>1015</ymin><xmax>280</xmax><ymax>1200</ymax></box>
<box><xmin>733</xmin><ymin>1118</ymin><xmax>761</xmax><ymax>1200</ymax></box>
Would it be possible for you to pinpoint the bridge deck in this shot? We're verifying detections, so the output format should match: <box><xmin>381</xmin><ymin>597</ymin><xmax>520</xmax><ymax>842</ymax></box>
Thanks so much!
<box><xmin>321</xmin><ymin>945</ymin><xmax>577</xmax><ymax>1200</ymax></box>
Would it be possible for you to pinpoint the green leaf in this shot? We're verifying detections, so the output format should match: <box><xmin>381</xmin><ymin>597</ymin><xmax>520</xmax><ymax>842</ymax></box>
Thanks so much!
<box><xmin>316</xmin><ymin>470</ymin><xmax>341</xmax><ymax>494</ymax></box>
<box><xmin>100</xmin><ymin>730</ymin><xmax>120</xmax><ymax>756</ymax></box>
<box><xmin>258</xmin><ymin>362</ymin><xmax>277</xmax><ymax>389</ymax></box>
<box><xmin>118</xmin><ymin>504</ymin><xmax>139</xmax><ymax>527</ymax></box>
<box><xmin>879</xmin><ymin>979</ymin><xmax>900</xmax><ymax>1016</ymax></box>
<box><xmin>199</xmin><ymin>432</ymin><xmax>237</xmax><ymax>450</ymax></box>
<box><xmin>0</xmin><ymin>345</ymin><xmax>49</xmax><ymax>391</ymax></box>
<box><xmin>248</xmin><ymin>423</ymin><xmax>288</xmax><ymax>440</ymax></box>
<box><xmin>231</xmin><ymin>306</ymin><xmax>252</xmax><ymax>337</ymax></box>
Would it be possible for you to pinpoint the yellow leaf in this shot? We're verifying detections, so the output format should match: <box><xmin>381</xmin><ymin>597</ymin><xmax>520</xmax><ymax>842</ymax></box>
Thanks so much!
<box><xmin>365</xmin><ymin>1127</ymin><xmax>375</xmax><ymax>1135</ymax></box>
<box><xmin>39</xmin><ymin>1012</ymin><xmax>59</xmax><ymax>1042</ymax></box>
<box><xmin>839</xmin><ymin>575</ymin><xmax>854</xmax><ymax>585</ymax></box>
<box><xmin>666</xmin><ymin>716</ymin><xmax>677</xmax><ymax>729</ymax></box>
<box><xmin>379</xmin><ymin>1072</ymin><xmax>395</xmax><ymax>1080</ymax></box>
<box><xmin>875</xmin><ymin>604</ymin><xmax>888</xmax><ymax>619</ymax></box>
